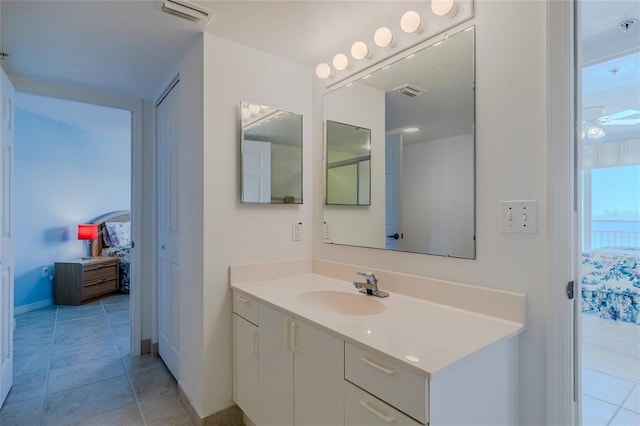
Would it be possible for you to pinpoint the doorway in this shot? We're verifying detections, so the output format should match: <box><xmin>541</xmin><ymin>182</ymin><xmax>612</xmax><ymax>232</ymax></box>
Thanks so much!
<box><xmin>578</xmin><ymin>1</ymin><xmax>640</xmax><ymax>425</ymax></box>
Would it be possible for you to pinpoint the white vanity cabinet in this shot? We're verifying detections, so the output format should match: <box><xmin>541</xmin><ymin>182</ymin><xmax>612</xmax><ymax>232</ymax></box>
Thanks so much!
<box><xmin>232</xmin><ymin>292</ymin><xmax>259</xmax><ymax>424</ymax></box>
<box><xmin>258</xmin><ymin>303</ymin><xmax>344</xmax><ymax>426</ymax></box>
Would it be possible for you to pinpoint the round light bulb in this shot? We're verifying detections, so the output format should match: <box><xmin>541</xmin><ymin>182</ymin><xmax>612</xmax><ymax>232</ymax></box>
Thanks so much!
<box><xmin>431</xmin><ymin>0</ymin><xmax>459</xmax><ymax>17</ymax></box>
<box><xmin>374</xmin><ymin>27</ymin><xmax>394</xmax><ymax>48</ymax></box>
<box><xmin>351</xmin><ymin>41</ymin><xmax>370</xmax><ymax>60</ymax></box>
<box><xmin>241</xmin><ymin>107</ymin><xmax>251</xmax><ymax>120</ymax></box>
<box><xmin>315</xmin><ymin>62</ymin><xmax>332</xmax><ymax>79</ymax></box>
<box><xmin>586</xmin><ymin>125</ymin><xmax>605</xmax><ymax>139</ymax></box>
<box><xmin>248</xmin><ymin>104</ymin><xmax>260</xmax><ymax>114</ymax></box>
<box><xmin>401</xmin><ymin>10</ymin><xmax>422</xmax><ymax>33</ymax></box>
<box><xmin>332</xmin><ymin>53</ymin><xmax>349</xmax><ymax>71</ymax></box>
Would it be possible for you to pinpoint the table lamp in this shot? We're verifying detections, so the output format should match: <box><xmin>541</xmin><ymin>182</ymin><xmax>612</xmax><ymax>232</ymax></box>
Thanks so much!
<box><xmin>78</xmin><ymin>224</ymin><xmax>98</xmax><ymax>260</ymax></box>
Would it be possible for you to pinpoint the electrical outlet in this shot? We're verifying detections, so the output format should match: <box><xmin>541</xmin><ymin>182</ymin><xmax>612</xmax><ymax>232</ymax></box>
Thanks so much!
<box><xmin>41</xmin><ymin>266</ymin><xmax>49</xmax><ymax>277</ymax></box>
<box><xmin>500</xmin><ymin>200</ymin><xmax>537</xmax><ymax>234</ymax></box>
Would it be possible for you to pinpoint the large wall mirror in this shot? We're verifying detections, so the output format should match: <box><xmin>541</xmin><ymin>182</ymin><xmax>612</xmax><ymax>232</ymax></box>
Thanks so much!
<box><xmin>241</xmin><ymin>102</ymin><xmax>303</xmax><ymax>204</ymax></box>
<box><xmin>323</xmin><ymin>26</ymin><xmax>476</xmax><ymax>258</ymax></box>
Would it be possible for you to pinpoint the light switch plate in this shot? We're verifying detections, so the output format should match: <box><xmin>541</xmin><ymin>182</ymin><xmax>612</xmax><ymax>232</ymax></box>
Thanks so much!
<box><xmin>500</xmin><ymin>200</ymin><xmax>537</xmax><ymax>234</ymax></box>
<box><xmin>292</xmin><ymin>221</ymin><xmax>303</xmax><ymax>241</ymax></box>
<box><xmin>323</xmin><ymin>220</ymin><xmax>331</xmax><ymax>242</ymax></box>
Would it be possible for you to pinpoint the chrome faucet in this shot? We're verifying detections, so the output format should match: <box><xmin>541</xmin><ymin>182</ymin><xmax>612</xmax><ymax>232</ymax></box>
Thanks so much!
<box><xmin>353</xmin><ymin>272</ymin><xmax>389</xmax><ymax>298</ymax></box>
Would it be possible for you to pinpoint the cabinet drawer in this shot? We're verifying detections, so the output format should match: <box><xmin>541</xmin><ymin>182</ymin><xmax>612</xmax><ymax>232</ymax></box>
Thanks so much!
<box><xmin>84</xmin><ymin>279</ymin><xmax>118</xmax><ymax>299</ymax></box>
<box><xmin>233</xmin><ymin>291</ymin><xmax>258</xmax><ymax>325</ymax></box>
<box><xmin>345</xmin><ymin>342</ymin><xmax>428</xmax><ymax>424</ymax></box>
<box><xmin>84</xmin><ymin>264</ymin><xmax>117</xmax><ymax>283</ymax></box>
<box><xmin>345</xmin><ymin>381</ymin><xmax>423</xmax><ymax>426</ymax></box>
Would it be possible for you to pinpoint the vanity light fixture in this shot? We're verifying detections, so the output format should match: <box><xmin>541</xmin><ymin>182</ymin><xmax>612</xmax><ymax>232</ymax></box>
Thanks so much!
<box><xmin>401</xmin><ymin>10</ymin><xmax>423</xmax><ymax>34</ymax></box>
<box><xmin>351</xmin><ymin>41</ymin><xmax>371</xmax><ymax>60</ymax></box>
<box><xmin>248</xmin><ymin>104</ymin><xmax>260</xmax><ymax>114</ymax></box>
<box><xmin>374</xmin><ymin>26</ymin><xmax>395</xmax><ymax>48</ymax></box>
<box><xmin>316</xmin><ymin>62</ymin><xmax>333</xmax><ymax>79</ymax></box>
<box><xmin>431</xmin><ymin>0</ymin><xmax>459</xmax><ymax>18</ymax></box>
<box><xmin>332</xmin><ymin>53</ymin><xmax>350</xmax><ymax>71</ymax></box>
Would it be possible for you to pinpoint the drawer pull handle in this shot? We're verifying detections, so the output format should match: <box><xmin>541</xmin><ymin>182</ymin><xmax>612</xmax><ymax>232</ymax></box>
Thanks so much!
<box><xmin>359</xmin><ymin>399</ymin><xmax>395</xmax><ymax>423</ymax></box>
<box><xmin>251</xmin><ymin>330</ymin><xmax>258</xmax><ymax>355</ymax></box>
<box><xmin>235</xmin><ymin>295</ymin><xmax>249</xmax><ymax>304</ymax></box>
<box><xmin>290</xmin><ymin>321</ymin><xmax>298</xmax><ymax>353</ymax></box>
<box><xmin>360</xmin><ymin>357</ymin><xmax>396</xmax><ymax>375</ymax></box>
<box><xmin>284</xmin><ymin>318</ymin><xmax>292</xmax><ymax>349</ymax></box>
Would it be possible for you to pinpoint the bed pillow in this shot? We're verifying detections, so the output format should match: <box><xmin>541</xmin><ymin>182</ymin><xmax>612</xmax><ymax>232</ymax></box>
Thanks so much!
<box><xmin>104</xmin><ymin>221</ymin><xmax>131</xmax><ymax>247</ymax></box>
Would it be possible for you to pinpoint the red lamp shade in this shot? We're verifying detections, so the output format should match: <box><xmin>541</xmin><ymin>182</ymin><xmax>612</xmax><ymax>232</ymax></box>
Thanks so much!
<box><xmin>77</xmin><ymin>224</ymin><xmax>98</xmax><ymax>241</ymax></box>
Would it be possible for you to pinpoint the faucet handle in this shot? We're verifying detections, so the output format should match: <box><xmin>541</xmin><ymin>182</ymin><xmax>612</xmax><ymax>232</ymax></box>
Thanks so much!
<box><xmin>356</xmin><ymin>271</ymin><xmax>376</xmax><ymax>282</ymax></box>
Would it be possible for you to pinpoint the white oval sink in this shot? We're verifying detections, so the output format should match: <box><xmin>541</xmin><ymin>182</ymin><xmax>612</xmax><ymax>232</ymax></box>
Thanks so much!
<box><xmin>297</xmin><ymin>290</ymin><xmax>386</xmax><ymax>316</ymax></box>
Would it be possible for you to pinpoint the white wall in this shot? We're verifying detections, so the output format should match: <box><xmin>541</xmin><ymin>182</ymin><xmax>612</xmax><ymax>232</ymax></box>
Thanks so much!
<box><xmin>200</xmin><ymin>33</ymin><xmax>313</xmax><ymax>416</ymax></box>
<box><xmin>323</xmin><ymin>83</ymin><xmax>386</xmax><ymax>249</ymax></box>
<box><xmin>313</xmin><ymin>2</ymin><xmax>548</xmax><ymax>424</ymax></box>
<box><xmin>402</xmin><ymin>133</ymin><xmax>474</xmax><ymax>258</ymax></box>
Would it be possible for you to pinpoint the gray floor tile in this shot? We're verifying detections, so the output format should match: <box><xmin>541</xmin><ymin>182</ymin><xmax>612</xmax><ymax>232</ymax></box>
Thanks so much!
<box><xmin>120</xmin><ymin>354</ymin><xmax>164</xmax><ymax>374</ymax></box>
<box><xmin>71</xmin><ymin>403</ymin><xmax>144</xmax><ymax>426</ymax></box>
<box><xmin>139</xmin><ymin>395</ymin><xmax>192</xmax><ymax>426</ymax></box>
<box><xmin>49</xmin><ymin>340</ymin><xmax>119</xmax><ymax>368</ymax></box>
<box><xmin>129</xmin><ymin>364</ymin><xmax>179</xmax><ymax>401</ymax></box>
<box><xmin>0</xmin><ymin>396</ymin><xmax>44</xmax><ymax>426</ymax></box>
<box><xmin>5</xmin><ymin>370</ymin><xmax>48</xmax><ymax>405</ymax></box>
<box><xmin>47</xmin><ymin>355</ymin><xmax>126</xmax><ymax>394</ymax></box>
<box><xmin>42</xmin><ymin>375</ymin><xmax>135</xmax><ymax>425</ymax></box>
<box><xmin>104</xmin><ymin>302</ymin><xmax>129</xmax><ymax>314</ymax></box>
<box><xmin>56</xmin><ymin>307</ymin><xmax>104</xmax><ymax>323</ymax></box>
<box><xmin>101</xmin><ymin>294</ymin><xmax>130</xmax><ymax>306</ymax></box>
<box><xmin>13</xmin><ymin>352</ymin><xmax>51</xmax><ymax>381</ymax></box>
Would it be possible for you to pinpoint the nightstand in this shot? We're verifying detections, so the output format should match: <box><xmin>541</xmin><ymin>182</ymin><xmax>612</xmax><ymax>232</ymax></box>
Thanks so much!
<box><xmin>54</xmin><ymin>256</ymin><xmax>120</xmax><ymax>305</ymax></box>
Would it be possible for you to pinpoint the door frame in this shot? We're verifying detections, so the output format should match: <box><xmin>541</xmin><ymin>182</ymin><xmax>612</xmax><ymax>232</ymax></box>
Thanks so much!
<box><xmin>12</xmin><ymin>77</ymin><xmax>145</xmax><ymax>356</ymax></box>
<box><xmin>546</xmin><ymin>0</ymin><xmax>580</xmax><ymax>424</ymax></box>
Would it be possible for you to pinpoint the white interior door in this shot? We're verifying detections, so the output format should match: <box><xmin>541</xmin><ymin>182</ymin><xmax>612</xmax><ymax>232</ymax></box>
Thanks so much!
<box><xmin>242</xmin><ymin>140</ymin><xmax>271</xmax><ymax>203</ymax></box>
<box><xmin>0</xmin><ymin>67</ymin><xmax>15</xmax><ymax>407</ymax></box>
<box><xmin>157</xmin><ymin>80</ymin><xmax>180</xmax><ymax>379</ymax></box>
<box><xmin>385</xmin><ymin>134</ymin><xmax>402</xmax><ymax>250</ymax></box>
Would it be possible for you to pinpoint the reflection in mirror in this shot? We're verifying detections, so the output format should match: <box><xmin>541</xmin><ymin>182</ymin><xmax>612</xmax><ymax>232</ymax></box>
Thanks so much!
<box><xmin>323</xmin><ymin>26</ymin><xmax>475</xmax><ymax>258</ymax></box>
<box><xmin>241</xmin><ymin>102</ymin><xmax>302</xmax><ymax>204</ymax></box>
<box><xmin>326</xmin><ymin>120</ymin><xmax>371</xmax><ymax>205</ymax></box>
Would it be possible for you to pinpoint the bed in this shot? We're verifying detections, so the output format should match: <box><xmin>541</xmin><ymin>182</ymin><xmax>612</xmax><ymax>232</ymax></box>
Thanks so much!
<box><xmin>90</xmin><ymin>210</ymin><xmax>131</xmax><ymax>294</ymax></box>
<box><xmin>581</xmin><ymin>246</ymin><xmax>640</xmax><ymax>324</ymax></box>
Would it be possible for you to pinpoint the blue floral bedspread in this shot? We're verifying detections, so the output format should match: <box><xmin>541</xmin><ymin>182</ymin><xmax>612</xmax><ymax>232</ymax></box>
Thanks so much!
<box><xmin>581</xmin><ymin>247</ymin><xmax>640</xmax><ymax>324</ymax></box>
<box><xmin>101</xmin><ymin>246</ymin><xmax>131</xmax><ymax>294</ymax></box>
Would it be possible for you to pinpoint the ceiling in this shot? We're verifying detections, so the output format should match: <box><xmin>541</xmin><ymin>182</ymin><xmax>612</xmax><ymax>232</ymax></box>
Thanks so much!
<box><xmin>1</xmin><ymin>1</ymin><xmax>638</xmax><ymax>143</ymax></box>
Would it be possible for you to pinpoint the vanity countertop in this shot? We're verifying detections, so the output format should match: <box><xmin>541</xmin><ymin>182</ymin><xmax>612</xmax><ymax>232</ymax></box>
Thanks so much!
<box><xmin>231</xmin><ymin>273</ymin><xmax>525</xmax><ymax>378</ymax></box>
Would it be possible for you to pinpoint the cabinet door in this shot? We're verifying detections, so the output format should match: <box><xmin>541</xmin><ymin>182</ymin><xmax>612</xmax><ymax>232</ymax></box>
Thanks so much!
<box><xmin>233</xmin><ymin>313</ymin><xmax>259</xmax><ymax>424</ymax></box>
<box><xmin>294</xmin><ymin>320</ymin><xmax>344</xmax><ymax>426</ymax></box>
<box><xmin>259</xmin><ymin>304</ymin><xmax>294</xmax><ymax>426</ymax></box>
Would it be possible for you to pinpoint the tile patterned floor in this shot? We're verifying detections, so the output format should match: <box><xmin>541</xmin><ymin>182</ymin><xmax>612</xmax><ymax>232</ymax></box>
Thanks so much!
<box><xmin>0</xmin><ymin>294</ymin><xmax>193</xmax><ymax>426</ymax></box>
<box><xmin>582</xmin><ymin>313</ymin><xmax>640</xmax><ymax>426</ymax></box>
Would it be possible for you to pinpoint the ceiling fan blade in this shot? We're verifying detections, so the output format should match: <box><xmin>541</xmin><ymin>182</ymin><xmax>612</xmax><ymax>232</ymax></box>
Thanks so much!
<box><xmin>601</xmin><ymin>118</ymin><xmax>640</xmax><ymax>126</ymax></box>
<box><xmin>604</xmin><ymin>109</ymin><xmax>640</xmax><ymax>120</ymax></box>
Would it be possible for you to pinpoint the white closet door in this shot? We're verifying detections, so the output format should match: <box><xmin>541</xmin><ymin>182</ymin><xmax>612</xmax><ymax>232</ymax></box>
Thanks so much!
<box><xmin>157</xmin><ymin>80</ymin><xmax>180</xmax><ymax>379</ymax></box>
<box><xmin>242</xmin><ymin>140</ymin><xmax>271</xmax><ymax>203</ymax></box>
<box><xmin>0</xmin><ymin>66</ymin><xmax>15</xmax><ymax>406</ymax></box>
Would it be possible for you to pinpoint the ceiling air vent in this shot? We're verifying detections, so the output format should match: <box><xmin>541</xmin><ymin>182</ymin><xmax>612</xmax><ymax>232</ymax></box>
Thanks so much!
<box><xmin>162</xmin><ymin>0</ymin><xmax>217</xmax><ymax>26</ymax></box>
<box><xmin>393</xmin><ymin>84</ymin><xmax>426</xmax><ymax>98</ymax></box>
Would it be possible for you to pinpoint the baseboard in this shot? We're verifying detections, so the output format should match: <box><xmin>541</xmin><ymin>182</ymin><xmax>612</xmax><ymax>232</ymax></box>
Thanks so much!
<box><xmin>14</xmin><ymin>298</ymin><xmax>54</xmax><ymax>315</ymax></box>
<box><xmin>178</xmin><ymin>384</ymin><xmax>243</xmax><ymax>426</ymax></box>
